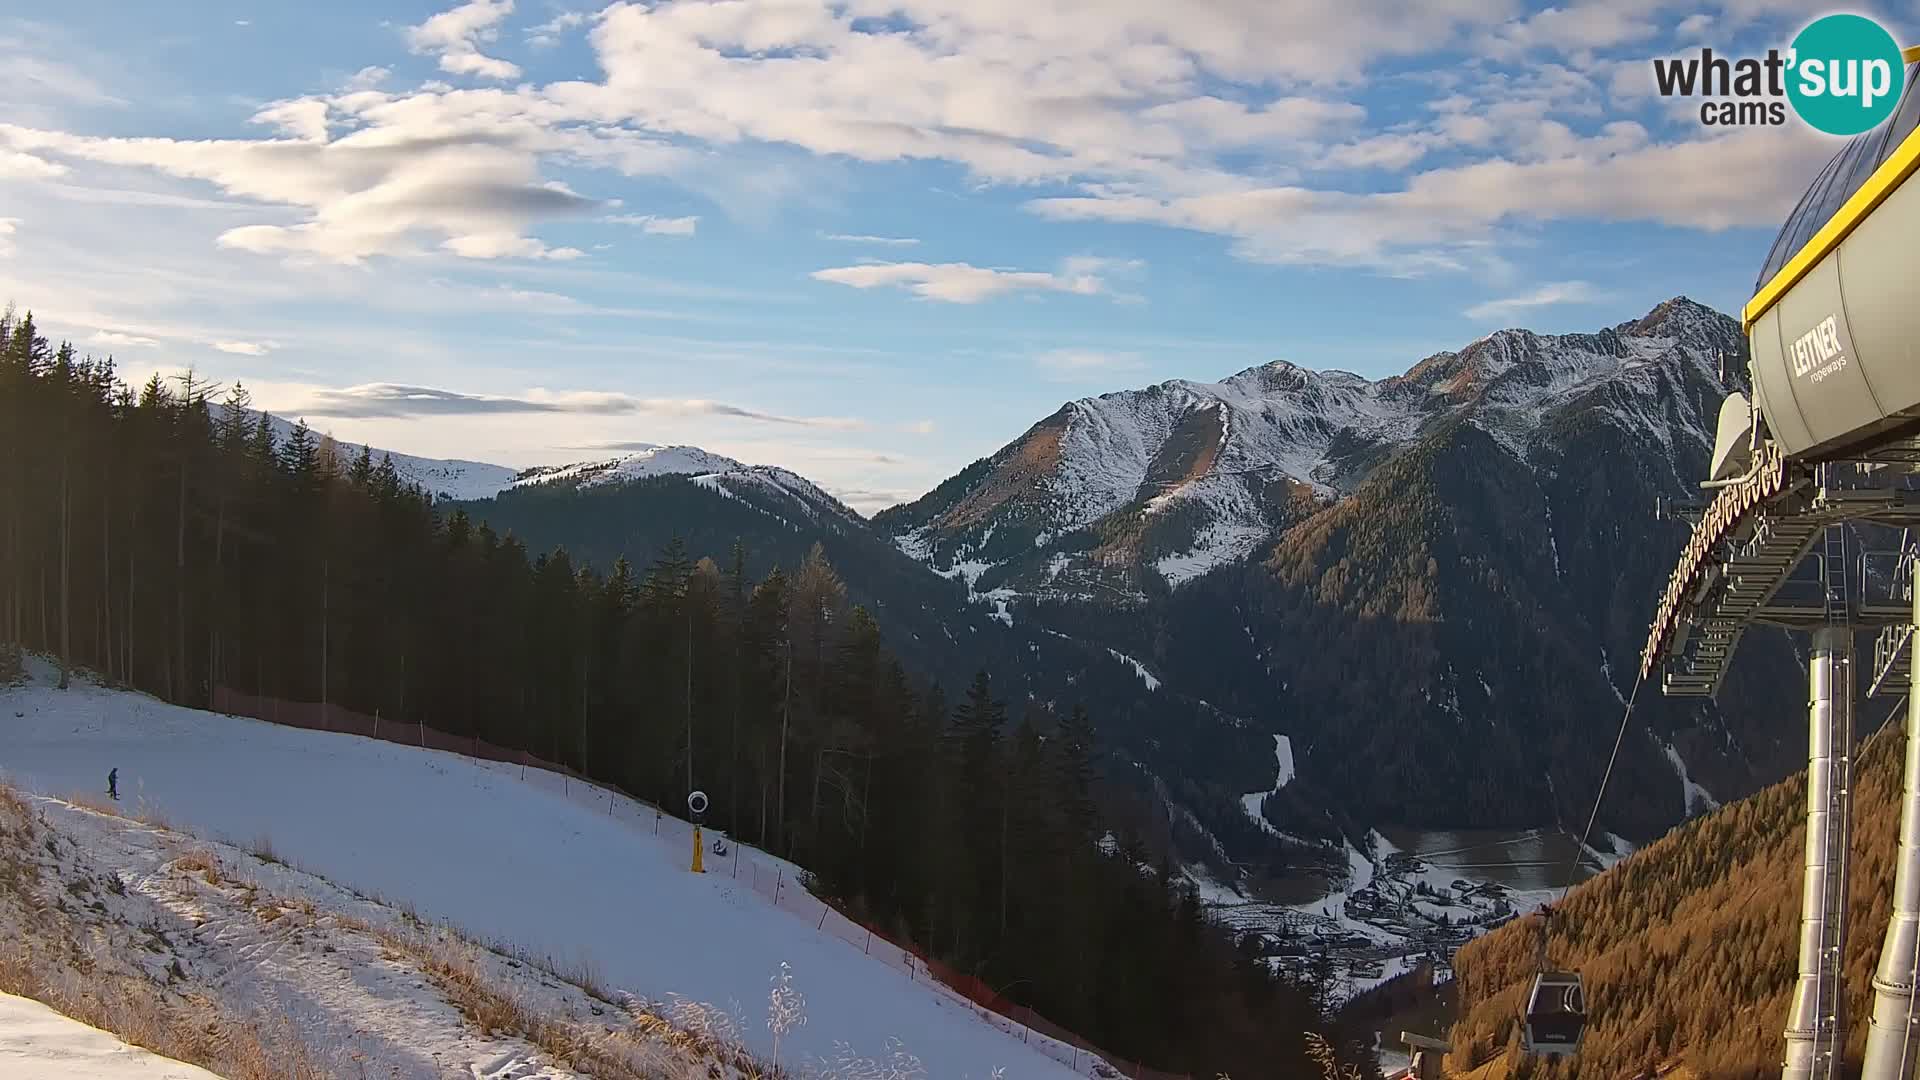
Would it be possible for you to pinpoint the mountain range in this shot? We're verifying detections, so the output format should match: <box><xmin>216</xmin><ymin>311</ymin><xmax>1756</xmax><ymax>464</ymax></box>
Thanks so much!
<box><xmin>295</xmin><ymin>297</ymin><xmax>1811</xmax><ymax>891</ymax></box>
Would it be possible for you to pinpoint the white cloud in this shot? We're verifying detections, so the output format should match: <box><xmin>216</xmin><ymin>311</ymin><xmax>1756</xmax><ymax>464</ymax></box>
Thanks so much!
<box><xmin>1480</xmin><ymin>1</ymin><xmax>1664</xmax><ymax>58</ymax></box>
<box><xmin>607</xmin><ymin>213</ymin><xmax>699</xmax><ymax>236</ymax></box>
<box><xmin>527</xmin><ymin>11</ymin><xmax>589</xmax><ymax>47</ymax></box>
<box><xmin>88</xmin><ymin>330</ymin><xmax>159</xmax><ymax>348</ymax></box>
<box><xmin>1028</xmin><ymin>125</ymin><xmax>1828</xmax><ymax>271</ymax></box>
<box><xmin>1464</xmin><ymin>280</ymin><xmax>1604</xmax><ymax>321</ymax></box>
<box><xmin>0</xmin><ymin>149</ymin><xmax>67</xmax><ymax>179</ymax></box>
<box><xmin>0</xmin><ymin>106</ymin><xmax>650</xmax><ymax>263</ymax></box>
<box><xmin>407</xmin><ymin>0</ymin><xmax>521</xmax><ymax>81</ymax></box>
<box><xmin>824</xmin><ymin>233</ymin><xmax>920</xmax><ymax>246</ymax></box>
<box><xmin>1035</xmin><ymin>348</ymin><xmax>1147</xmax><ymax>381</ymax></box>
<box><xmin>0</xmin><ymin>217</ymin><xmax>15</xmax><ymax>257</ymax></box>
<box><xmin>811</xmin><ymin>261</ymin><xmax>1109</xmax><ymax>304</ymax></box>
<box><xmin>574</xmin><ymin>0</ymin><xmax>1419</xmax><ymax>189</ymax></box>
<box><xmin>1674</xmin><ymin>14</ymin><xmax>1714</xmax><ymax>39</ymax></box>
<box><xmin>291</xmin><ymin>382</ymin><xmax>865</xmax><ymax>429</ymax></box>
<box><xmin>1061</xmin><ymin>255</ymin><xmax>1145</xmax><ymax>277</ymax></box>
<box><xmin>213</xmin><ymin>340</ymin><xmax>274</xmax><ymax>355</ymax></box>
<box><xmin>251</xmin><ymin>99</ymin><xmax>330</xmax><ymax>142</ymax></box>
<box><xmin>344</xmin><ymin>66</ymin><xmax>392</xmax><ymax>91</ymax></box>
<box><xmin>0</xmin><ymin>49</ymin><xmax>126</xmax><ymax>108</ymax></box>
<box><xmin>0</xmin><ymin>0</ymin><xmax>1829</xmax><ymax>278</ymax></box>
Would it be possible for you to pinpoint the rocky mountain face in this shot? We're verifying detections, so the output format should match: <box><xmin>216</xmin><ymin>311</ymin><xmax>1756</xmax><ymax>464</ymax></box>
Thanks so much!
<box><xmin>881</xmin><ymin>298</ymin><xmax>1808</xmax><ymax>849</ymax></box>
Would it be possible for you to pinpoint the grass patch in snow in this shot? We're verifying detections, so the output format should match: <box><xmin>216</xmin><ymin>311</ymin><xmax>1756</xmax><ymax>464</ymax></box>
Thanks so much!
<box><xmin>1</xmin><ymin>777</ymin><xmax>782</xmax><ymax>1080</ymax></box>
<box><xmin>0</xmin><ymin>791</ymin><xmax>335</xmax><ymax>1079</ymax></box>
<box><xmin>377</xmin><ymin>927</ymin><xmax>770</xmax><ymax>1079</ymax></box>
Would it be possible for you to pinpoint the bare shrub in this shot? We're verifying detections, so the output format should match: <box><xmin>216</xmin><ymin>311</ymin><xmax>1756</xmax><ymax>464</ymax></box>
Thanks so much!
<box><xmin>0</xmin><ymin>784</ymin><xmax>31</xmax><ymax>822</ymax></box>
<box><xmin>1304</xmin><ymin>1032</ymin><xmax>1363</xmax><ymax>1080</ymax></box>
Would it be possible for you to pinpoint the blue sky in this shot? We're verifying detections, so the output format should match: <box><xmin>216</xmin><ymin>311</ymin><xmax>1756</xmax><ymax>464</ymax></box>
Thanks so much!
<box><xmin>0</xmin><ymin>1</ymin><xmax>1898</xmax><ymax>511</ymax></box>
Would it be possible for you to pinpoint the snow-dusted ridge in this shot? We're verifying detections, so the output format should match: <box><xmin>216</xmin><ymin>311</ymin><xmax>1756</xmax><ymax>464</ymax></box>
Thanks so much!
<box><xmin>884</xmin><ymin>297</ymin><xmax>1738</xmax><ymax>598</ymax></box>
<box><xmin>231</xmin><ymin>410</ymin><xmax>854</xmax><ymax>521</ymax></box>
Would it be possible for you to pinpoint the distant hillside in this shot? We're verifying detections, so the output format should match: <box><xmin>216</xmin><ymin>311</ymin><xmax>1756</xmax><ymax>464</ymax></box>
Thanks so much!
<box><xmin>1444</xmin><ymin>695</ymin><xmax>1909</xmax><ymax>1077</ymax></box>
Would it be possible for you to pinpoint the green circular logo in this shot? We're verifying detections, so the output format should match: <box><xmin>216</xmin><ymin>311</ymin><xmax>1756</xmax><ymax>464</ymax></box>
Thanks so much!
<box><xmin>1787</xmin><ymin>14</ymin><xmax>1906</xmax><ymax>136</ymax></box>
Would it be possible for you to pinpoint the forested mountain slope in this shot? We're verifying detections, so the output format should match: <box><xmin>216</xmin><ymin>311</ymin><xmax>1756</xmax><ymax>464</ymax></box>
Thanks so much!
<box><xmin>1444</xmin><ymin>697</ymin><xmax>1911</xmax><ymax>1078</ymax></box>
<box><xmin>454</xmin><ymin>454</ymin><xmax>1317</xmax><ymax>878</ymax></box>
<box><xmin>0</xmin><ymin>308</ymin><xmax>1360</xmax><ymax>1079</ymax></box>
<box><xmin>902</xmin><ymin>298</ymin><xmax>1806</xmax><ymax>845</ymax></box>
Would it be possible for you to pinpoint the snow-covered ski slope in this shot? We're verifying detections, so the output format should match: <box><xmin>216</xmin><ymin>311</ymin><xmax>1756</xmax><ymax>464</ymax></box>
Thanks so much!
<box><xmin>0</xmin><ymin>666</ymin><xmax>1084</xmax><ymax>1079</ymax></box>
<box><xmin>0</xmin><ymin>992</ymin><xmax>223</xmax><ymax>1080</ymax></box>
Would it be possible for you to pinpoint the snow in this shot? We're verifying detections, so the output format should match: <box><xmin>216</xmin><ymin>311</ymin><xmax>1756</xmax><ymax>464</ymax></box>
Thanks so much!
<box><xmin>0</xmin><ymin>992</ymin><xmax>223</xmax><ymax>1080</ymax></box>
<box><xmin>0</xmin><ymin>668</ymin><xmax>1086</xmax><ymax>1080</ymax></box>
<box><xmin>1105</xmin><ymin>649</ymin><xmax>1160</xmax><ymax>691</ymax></box>
<box><xmin>1154</xmin><ymin>524</ymin><xmax>1272</xmax><ymax>587</ymax></box>
<box><xmin>229</xmin><ymin>409</ymin><xmax>850</xmax><ymax>518</ymax></box>
<box><xmin>3</xmin><ymin>790</ymin><xmax>686</xmax><ymax>1080</ymax></box>
<box><xmin>512</xmin><ymin>445</ymin><xmax>743</xmax><ymax>490</ymax></box>
<box><xmin>1181</xmin><ymin>866</ymin><xmax>1247</xmax><ymax>907</ymax></box>
<box><xmin>1543</xmin><ymin>502</ymin><xmax>1563</xmax><ymax>579</ymax></box>
<box><xmin>1345</xmin><ymin>838</ymin><xmax>1377</xmax><ymax>893</ymax></box>
<box><xmin>1346</xmin><ymin>953</ymin><xmax>1422</xmax><ymax>999</ymax></box>
<box><xmin>1598</xmin><ymin>650</ymin><xmax>1629</xmax><ymax>707</ymax></box>
<box><xmin>228</xmin><ymin>409</ymin><xmax>523</xmax><ymax>503</ymax></box>
<box><xmin>892</xmin><ymin>299</ymin><xmax>1735</xmax><ymax>605</ymax></box>
<box><xmin>1271</xmin><ymin>735</ymin><xmax>1295</xmax><ymax>788</ymax></box>
<box><xmin>1663</xmin><ymin>742</ymin><xmax>1721</xmax><ymax>816</ymax></box>
<box><xmin>1237</xmin><ymin>735</ymin><xmax>1294</xmax><ymax>838</ymax></box>
<box><xmin>1585</xmin><ymin>831</ymin><xmax>1637</xmax><ymax>870</ymax></box>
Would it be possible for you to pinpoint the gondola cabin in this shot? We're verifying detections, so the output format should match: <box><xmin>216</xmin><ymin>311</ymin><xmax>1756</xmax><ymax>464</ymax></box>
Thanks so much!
<box><xmin>1522</xmin><ymin>971</ymin><xmax>1586</xmax><ymax>1056</ymax></box>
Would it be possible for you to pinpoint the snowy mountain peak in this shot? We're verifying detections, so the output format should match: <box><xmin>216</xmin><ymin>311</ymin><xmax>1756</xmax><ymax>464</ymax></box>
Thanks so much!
<box><xmin>228</xmin><ymin>409</ymin><xmax>856</xmax><ymax>522</ymax></box>
<box><xmin>510</xmin><ymin>444</ymin><xmax>748</xmax><ymax>490</ymax></box>
<box><xmin>876</xmin><ymin>297</ymin><xmax>1744</xmax><ymax>599</ymax></box>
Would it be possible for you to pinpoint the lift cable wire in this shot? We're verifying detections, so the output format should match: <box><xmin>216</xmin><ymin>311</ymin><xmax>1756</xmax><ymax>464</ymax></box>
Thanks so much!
<box><xmin>1556</xmin><ymin>674</ymin><xmax>1647</xmax><ymax>907</ymax></box>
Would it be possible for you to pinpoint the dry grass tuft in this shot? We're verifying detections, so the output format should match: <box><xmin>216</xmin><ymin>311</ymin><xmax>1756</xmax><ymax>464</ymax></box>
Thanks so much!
<box><xmin>369</xmin><ymin>923</ymin><xmax>765</xmax><ymax>1080</ymax></box>
<box><xmin>0</xmin><ymin>784</ymin><xmax>31</xmax><ymax>822</ymax></box>
<box><xmin>66</xmin><ymin>791</ymin><xmax>122</xmax><ymax>818</ymax></box>
<box><xmin>172</xmin><ymin>848</ymin><xmax>223</xmax><ymax>886</ymax></box>
<box><xmin>0</xmin><ymin>781</ymin><xmax>332</xmax><ymax>1078</ymax></box>
<box><xmin>0</xmin><ymin>924</ymin><xmax>335</xmax><ymax>1079</ymax></box>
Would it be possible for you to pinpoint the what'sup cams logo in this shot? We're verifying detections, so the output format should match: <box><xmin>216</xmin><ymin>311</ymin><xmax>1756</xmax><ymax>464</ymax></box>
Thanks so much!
<box><xmin>1653</xmin><ymin>13</ymin><xmax>1908</xmax><ymax>134</ymax></box>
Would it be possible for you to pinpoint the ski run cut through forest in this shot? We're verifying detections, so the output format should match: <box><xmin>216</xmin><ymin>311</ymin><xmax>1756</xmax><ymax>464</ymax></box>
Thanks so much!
<box><xmin>0</xmin><ymin>657</ymin><xmax>1100</xmax><ymax>1079</ymax></box>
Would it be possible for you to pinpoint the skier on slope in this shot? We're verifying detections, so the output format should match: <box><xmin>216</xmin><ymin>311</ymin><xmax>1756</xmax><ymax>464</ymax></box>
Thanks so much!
<box><xmin>107</xmin><ymin>767</ymin><xmax>118</xmax><ymax>801</ymax></box>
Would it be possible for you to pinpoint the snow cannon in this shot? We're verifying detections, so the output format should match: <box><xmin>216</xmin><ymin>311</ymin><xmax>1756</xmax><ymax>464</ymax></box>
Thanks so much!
<box><xmin>688</xmin><ymin>790</ymin><xmax>709</xmax><ymax>873</ymax></box>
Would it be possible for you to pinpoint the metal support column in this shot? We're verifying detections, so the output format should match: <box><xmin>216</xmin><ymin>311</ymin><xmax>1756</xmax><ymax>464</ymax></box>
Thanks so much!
<box><xmin>1785</xmin><ymin>526</ymin><xmax>1856</xmax><ymax>1080</ymax></box>
<box><xmin>1863</xmin><ymin>547</ymin><xmax>1920</xmax><ymax>1080</ymax></box>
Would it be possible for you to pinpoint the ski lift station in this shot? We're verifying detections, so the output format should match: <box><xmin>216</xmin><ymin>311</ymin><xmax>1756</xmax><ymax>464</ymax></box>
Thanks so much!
<box><xmin>1639</xmin><ymin>47</ymin><xmax>1920</xmax><ymax>1080</ymax></box>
